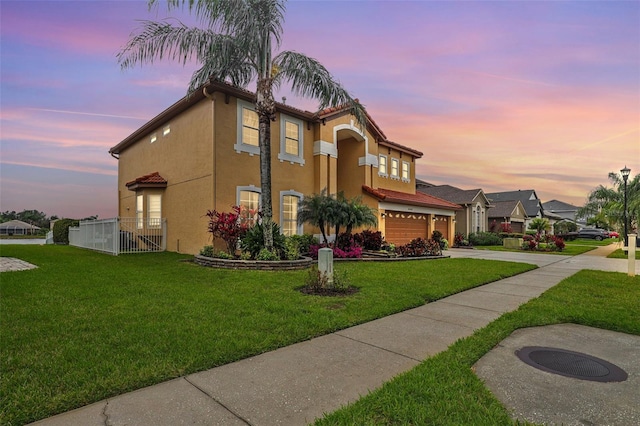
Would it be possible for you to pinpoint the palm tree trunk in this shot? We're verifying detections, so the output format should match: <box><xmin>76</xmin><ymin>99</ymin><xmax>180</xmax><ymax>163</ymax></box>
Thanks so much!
<box><xmin>256</xmin><ymin>77</ymin><xmax>276</xmax><ymax>250</ymax></box>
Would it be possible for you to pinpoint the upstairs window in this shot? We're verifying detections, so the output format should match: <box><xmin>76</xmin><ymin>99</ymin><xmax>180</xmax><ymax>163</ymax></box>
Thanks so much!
<box><xmin>278</xmin><ymin>115</ymin><xmax>305</xmax><ymax>165</ymax></box>
<box><xmin>390</xmin><ymin>158</ymin><xmax>399</xmax><ymax>178</ymax></box>
<box><xmin>378</xmin><ymin>155</ymin><xmax>388</xmax><ymax>176</ymax></box>
<box><xmin>235</xmin><ymin>100</ymin><xmax>260</xmax><ymax>155</ymax></box>
<box><xmin>285</xmin><ymin>122</ymin><xmax>299</xmax><ymax>155</ymax></box>
<box><xmin>162</xmin><ymin>125</ymin><xmax>171</xmax><ymax>137</ymax></box>
<box><xmin>402</xmin><ymin>161</ymin><xmax>410</xmax><ymax>182</ymax></box>
<box><xmin>242</xmin><ymin>108</ymin><xmax>259</xmax><ymax>146</ymax></box>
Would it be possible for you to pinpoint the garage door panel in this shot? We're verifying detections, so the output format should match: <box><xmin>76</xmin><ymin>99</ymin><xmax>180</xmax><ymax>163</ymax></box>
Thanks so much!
<box><xmin>385</xmin><ymin>212</ymin><xmax>428</xmax><ymax>245</ymax></box>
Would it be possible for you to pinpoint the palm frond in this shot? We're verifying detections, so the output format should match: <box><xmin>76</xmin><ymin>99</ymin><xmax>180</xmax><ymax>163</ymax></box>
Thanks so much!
<box><xmin>273</xmin><ymin>50</ymin><xmax>367</xmax><ymax>129</ymax></box>
<box><xmin>118</xmin><ymin>21</ymin><xmax>220</xmax><ymax>69</ymax></box>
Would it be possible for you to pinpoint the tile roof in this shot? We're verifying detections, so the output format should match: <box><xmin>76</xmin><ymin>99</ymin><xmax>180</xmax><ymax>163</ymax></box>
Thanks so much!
<box><xmin>542</xmin><ymin>199</ymin><xmax>580</xmax><ymax>212</ymax></box>
<box><xmin>362</xmin><ymin>185</ymin><xmax>461</xmax><ymax>210</ymax></box>
<box><xmin>126</xmin><ymin>172</ymin><xmax>167</xmax><ymax>189</ymax></box>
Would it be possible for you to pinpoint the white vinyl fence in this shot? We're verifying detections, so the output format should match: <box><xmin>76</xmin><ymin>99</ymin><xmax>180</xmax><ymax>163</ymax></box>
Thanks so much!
<box><xmin>69</xmin><ymin>217</ymin><xmax>166</xmax><ymax>255</ymax></box>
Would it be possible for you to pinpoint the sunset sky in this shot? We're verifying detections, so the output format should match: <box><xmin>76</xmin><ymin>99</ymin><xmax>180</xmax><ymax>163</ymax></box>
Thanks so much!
<box><xmin>1</xmin><ymin>0</ymin><xmax>639</xmax><ymax>219</ymax></box>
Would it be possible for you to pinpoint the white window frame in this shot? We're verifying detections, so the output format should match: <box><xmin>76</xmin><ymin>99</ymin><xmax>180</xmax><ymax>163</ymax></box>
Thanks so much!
<box><xmin>237</xmin><ymin>185</ymin><xmax>261</xmax><ymax>226</ymax></box>
<box><xmin>136</xmin><ymin>195</ymin><xmax>144</xmax><ymax>229</ymax></box>
<box><xmin>147</xmin><ymin>194</ymin><xmax>162</xmax><ymax>229</ymax></box>
<box><xmin>401</xmin><ymin>160</ymin><xmax>410</xmax><ymax>182</ymax></box>
<box><xmin>390</xmin><ymin>158</ymin><xmax>400</xmax><ymax>179</ymax></box>
<box><xmin>234</xmin><ymin>99</ymin><xmax>260</xmax><ymax>156</ymax></box>
<box><xmin>378</xmin><ymin>154</ymin><xmax>388</xmax><ymax>177</ymax></box>
<box><xmin>280</xmin><ymin>190</ymin><xmax>303</xmax><ymax>236</ymax></box>
<box><xmin>278</xmin><ymin>115</ymin><xmax>305</xmax><ymax>165</ymax></box>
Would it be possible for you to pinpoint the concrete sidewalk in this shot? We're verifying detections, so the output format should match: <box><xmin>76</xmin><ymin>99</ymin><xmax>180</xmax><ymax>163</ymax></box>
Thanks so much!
<box><xmin>31</xmin><ymin>243</ymin><xmax>637</xmax><ymax>425</ymax></box>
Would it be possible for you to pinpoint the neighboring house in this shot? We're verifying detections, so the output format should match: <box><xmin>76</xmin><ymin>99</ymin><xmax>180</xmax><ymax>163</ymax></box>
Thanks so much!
<box><xmin>486</xmin><ymin>189</ymin><xmax>547</xmax><ymax>231</ymax></box>
<box><xmin>109</xmin><ymin>80</ymin><xmax>460</xmax><ymax>254</ymax></box>
<box><xmin>416</xmin><ymin>180</ymin><xmax>492</xmax><ymax>236</ymax></box>
<box><xmin>0</xmin><ymin>220</ymin><xmax>41</xmax><ymax>235</ymax></box>
<box><xmin>542</xmin><ymin>200</ymin><xmax>586</xmax><ymax>227</ymax></box>
<box><xmin>487</xmin><ymin>200</ymin><xmax>527</xmax><ymax>233</ymax></box>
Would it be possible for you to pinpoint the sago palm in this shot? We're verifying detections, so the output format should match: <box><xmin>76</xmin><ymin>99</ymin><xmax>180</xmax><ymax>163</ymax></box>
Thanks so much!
<box><xmin>118</xmin><ymin>0</ymin><xmax>366</xmax><ymax>250</ymax></box>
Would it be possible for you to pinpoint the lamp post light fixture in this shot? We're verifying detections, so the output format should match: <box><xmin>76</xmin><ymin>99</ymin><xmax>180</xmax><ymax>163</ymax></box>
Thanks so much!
<box><xmin>621</xmin><ymin>166</ymin><xmax>631</xmax><ymax>248</ymax></box>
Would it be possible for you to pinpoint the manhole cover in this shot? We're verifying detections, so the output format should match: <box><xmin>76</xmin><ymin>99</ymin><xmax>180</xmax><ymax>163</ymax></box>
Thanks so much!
<box><xmin>516</xmin><ymin>346</ymin><xmax>628</xmax><ymax>382</ymax></box>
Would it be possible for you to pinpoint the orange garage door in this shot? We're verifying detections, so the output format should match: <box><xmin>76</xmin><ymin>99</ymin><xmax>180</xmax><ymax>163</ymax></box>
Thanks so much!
<box><xmin>385</xmin><ymin>212</ymin><xmax>428</xmax><ymax>245</ymax></box>
<box><xmin>434</xmin><ymin>215</ymin><xmax>450</xmax><ymax>241</ymax></box>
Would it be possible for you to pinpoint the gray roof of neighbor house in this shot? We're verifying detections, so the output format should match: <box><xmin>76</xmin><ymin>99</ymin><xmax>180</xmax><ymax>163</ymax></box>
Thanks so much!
<box><xmin>417</xmin><ymin>184</ymin><xmax>487</xmax><ymax>205</ymax></box>
<box><xmin>542</xmin><ymin>199</ymin><xmax>580</xmax><ymax>213</ymax></box>
<box><xmin>486</xmin><ymin>190</ymin><xmax>542</xmax><ymax>218</ymax></box>
<box><xmin>487</xmin><ymin>200</ymin><xmax>522</xmax><ymax>218</ymax></box>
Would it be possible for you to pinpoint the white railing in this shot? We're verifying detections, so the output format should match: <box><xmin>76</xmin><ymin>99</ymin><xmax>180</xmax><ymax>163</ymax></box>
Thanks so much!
<box><xmin>69</xmin><ymin>217</ymin><xmax>166</xmax><ymax>255</ymax></box>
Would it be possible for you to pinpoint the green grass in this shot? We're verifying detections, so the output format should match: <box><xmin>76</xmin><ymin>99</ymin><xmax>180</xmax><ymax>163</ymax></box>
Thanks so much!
<box><xmin>475</xmin><ymin>244</ymin><xmax>595</xmax><ymax>255</ymax></box>
<box><xmin>608</xmin><ymin>248</ymin><xmax>640</xmax><ymax>259</ymax></box>
<box><xmin>0</xmin><ymin>245</ymin><xmax>535</xmax><ymax>425</ymax></box>
<box><xmin>565</xmin><ymin>238</ymin><xmax>618</xmax><ymax>247</ymax></box>
<box><xmin>316</xmin><ymin>270</ymin><xmax>640</xmax><ymax>425</ymax></box>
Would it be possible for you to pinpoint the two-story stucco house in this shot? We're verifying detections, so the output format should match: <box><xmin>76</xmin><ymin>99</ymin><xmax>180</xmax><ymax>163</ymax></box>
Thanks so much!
<box><xmin>109</xmin><ymin>80</ymin><xmax>460</xmax><ymax>254</ymax></box>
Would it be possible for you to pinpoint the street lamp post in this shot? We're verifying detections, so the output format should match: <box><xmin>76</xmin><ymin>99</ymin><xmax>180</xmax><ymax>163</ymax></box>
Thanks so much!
<box><xmin>621</xmin><ymin>166</ymin><xmax>631</xmax><ymax>248</ymax></box>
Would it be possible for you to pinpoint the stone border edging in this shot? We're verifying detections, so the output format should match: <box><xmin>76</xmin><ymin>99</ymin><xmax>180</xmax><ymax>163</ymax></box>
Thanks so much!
<box><xmin>194</xmin><ymin>255</ymin><xmax>314</xmax><ymax>270</ymax></box>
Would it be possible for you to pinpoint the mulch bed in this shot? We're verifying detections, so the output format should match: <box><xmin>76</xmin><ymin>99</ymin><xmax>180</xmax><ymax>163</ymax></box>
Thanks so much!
<box><xmin>299</xmin><ymin>286</ymin><xmax>360</xmax><ymax>297</ymax></box>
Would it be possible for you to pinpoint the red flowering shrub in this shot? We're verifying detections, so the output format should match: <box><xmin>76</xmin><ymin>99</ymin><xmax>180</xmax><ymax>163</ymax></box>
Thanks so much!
<box><xmin>355</xmin><ymin>230</ymin><xmax>383</xmax><ymax>250</ymax></box>
<box><xmin>206</xmin><ymin>206</ymin><xmax>248</xmax><ymax>255</ymax></box>
<box><xmin>500</xmin><ymin>222</ymin><xmax>513</xmax><ymax>233</ymax></box>
<box><xmin>309</xmin><ymin>243</ymin><xmax>362</xmax><ymax>259</ymax></box>
<box><xmin>396</xmin><ymin>237</ymin><xmax>442</xmax><ymax>257</ymax></box>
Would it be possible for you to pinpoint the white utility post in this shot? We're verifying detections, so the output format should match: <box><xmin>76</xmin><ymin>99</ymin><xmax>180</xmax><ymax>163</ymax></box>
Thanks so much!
<box><xmin>627</xmin><ymin>234</ymin><xmax>637</xmax><ymax>277</ymax></box>
<box><xmin>318</xmin><ymin>247</ymin><xmax>334</xmax><ymax>285</ymax></box>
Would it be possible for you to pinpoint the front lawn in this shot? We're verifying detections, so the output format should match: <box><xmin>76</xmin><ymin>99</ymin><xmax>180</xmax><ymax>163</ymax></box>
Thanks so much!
<box><xmin>566</xmin><ymin>238</ymin><xmax>619</xmax><ymax>246</ymax></box>
<box><xmin>475</xmin><ymin>244</ymin><xmax>595</xmax><ymax>255</ymax></box>
<box><xmin>0</xmin><ymin>245</ymin><xmax>535</xmax><ymax>425</ymax></box>
<box><xmin>608</xmin><ymin>248</ymin><xmax>640</xmax><ymax>259</ymax></box>
<box><xmin>317</xmin><ymin>270</ymin><xmax>640</xmax><ymax>424</ymax></box>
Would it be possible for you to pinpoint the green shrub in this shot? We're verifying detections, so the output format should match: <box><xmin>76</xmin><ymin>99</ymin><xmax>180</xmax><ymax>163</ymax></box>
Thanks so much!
<box><xmin>199</xmin><ymin>245</ymin><xmax>214</xmax><ymax>257</ymax></box>
<box><xmin>240</xmin><ymin>221</ymin><xmax>286</xmax><ymax>259</ymax></box>
<box><xmin>288</xmin><ymin>234</ymin><xmax>318</xmax><ymax>254</ymax></box>
<box><xmin>468</xmin><ymin>232</ymin><xmax>503</xmax><ymax>246</ymax></box>
<box><xmin>283</xmin><ymin>237</ymin><xmax>301</xmax><ymax>260</ymax></box>
<box><xmin>52</xmin><ymin>218</ymin><xmax>79</xmax><ymax>244</ymax></box>
<box><xmin>214</xmin><ymin>250</ymin><xmax>234</xmax><ymax>259</ymax></box>
<box><xmin>256</xmin><ymin>248</ymin><xmax>279</xmax><ymax>261</ymax></box>
<box><xmin>304</xmin><ymin>265</ymin><xmax>350</xmax><ymax>292</ymax></box>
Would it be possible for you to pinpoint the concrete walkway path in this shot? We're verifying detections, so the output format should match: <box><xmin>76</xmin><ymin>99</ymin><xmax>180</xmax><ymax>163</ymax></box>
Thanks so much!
<box><xmin>30</xmin><ymin>243</ymin><xmax>637</xmax><ymax>426</ymax></box>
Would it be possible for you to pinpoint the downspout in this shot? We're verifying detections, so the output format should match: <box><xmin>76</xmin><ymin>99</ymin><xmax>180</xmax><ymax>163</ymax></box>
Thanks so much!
<box><xmin>203</xmin><ymin>86</ymin><xmax>216</xmax><ymax>211</ymax></box>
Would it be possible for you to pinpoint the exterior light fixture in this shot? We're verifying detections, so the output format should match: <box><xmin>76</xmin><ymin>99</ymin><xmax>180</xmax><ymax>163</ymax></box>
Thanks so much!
<box><xmin>621</xmin><ymin>166</ymin><xmax>631</xmax><ymax>248</ymax></box>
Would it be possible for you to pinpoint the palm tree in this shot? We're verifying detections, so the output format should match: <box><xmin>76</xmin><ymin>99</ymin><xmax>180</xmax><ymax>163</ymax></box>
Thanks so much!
<box><xmin>298</xmin><ymin>189</ymin><xmax>332</xmax><ymax>244</ymax></box>
<box><xmin>577</xmin><ymin>171</ymin><xmax>639</xmax><ymax>233</ymax></box>
<box><xmin>344</xmin><ymin>196</ymin><xmax>377</xmax><ymax>236</ymax></box>
<box><xmin>118</xmin><ymin>0</ymin><xmax>366</xmax><ymax>250</ymax></box>
<box><xmin>528</xmin><ymin>217</ymin><xmax>550</xmax><ymax>235</ymax></box>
